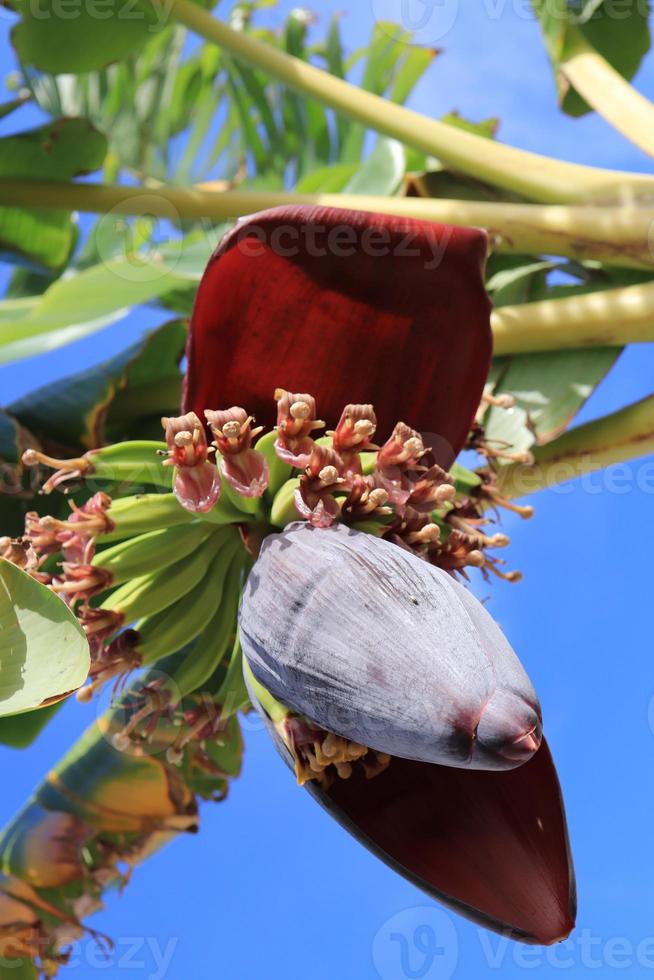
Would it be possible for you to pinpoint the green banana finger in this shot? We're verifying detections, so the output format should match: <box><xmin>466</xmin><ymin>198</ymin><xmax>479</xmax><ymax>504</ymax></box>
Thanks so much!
<box><xmin>102</xmin><ymin>493</ymin><xmax>194</xmax><ymax>542</ymax></box>
<box><xmin>270</xmin><ymin>477</ymin><xmax>300</xmax><ymax>527</ymax></box>
<box><xmin>450</xmin><ymin>461</ymin><xmax>483</xmax><ymax>495</ymax></box>
<box><xmin>22</xmin><ymin>440</ymin><xmax>172</xmax><ymax>495</ymax></box>
<box><xmin>92</xmin><ymin>521</ymin><xmax>219</xmax><ymax>585</ymax></box>
<box><xmin>168</xmin><ymin>552</ymin><xmax>246</xmax><ymax>699</ymax></box>
<box><xmin>220</xmin><ymin>476</ymin><xmax>264</xmax><ymax>519</ymax></box>
<box><xmin>195</xmin><ymin>488</ymin><xmax>250</xmax><ymax>525</ymax></box>
<box><xmin>243</xmin><ymin>658</ymin><xmax>287</xmax><ymax>725</ymax></box>
<box><xmin>87</xmin><ymin>440</ymin><xmax>171</xmax><ymax>488</ymax></box>
<box><xmin>136</xmin><ymin>531</ymin><xmax>243</xmax><ymax>665</ymax></box>
<box><xmin>255</xmin><ymin>429</ymin><xmax>293</xmax><ymax>500</ymax></box>
<box><xmin>100</xmin><ymin>540</ymin><xmax>219</xmax><ymax>623</ymax></box>
<box><xmin>216</xmin><ymin>634</ymin><xmax>251</xmax><ymax>719</ymax></box>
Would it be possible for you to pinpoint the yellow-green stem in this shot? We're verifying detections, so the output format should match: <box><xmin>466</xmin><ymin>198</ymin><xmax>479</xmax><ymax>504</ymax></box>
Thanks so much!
<box><xmin>560</xmin><ymin>40</ymin><xmax>654</xmax><ymax>161</ymax></box>
<box><xmin>491</xmin><ymin>280</ymin><xmax>654</xmax><ymax>355</ymax></box>
<box><xmin>498</xmin><ymin>393</ymin><xmax>654</xmax><ymax>498</ymax></box>
<box><xmin>155</xmin><ymin>0</ymin><xmax>654</xmax><ymax>204</ymax></box>
<box><xmin>2</xmin><ymin>179</ymin><xmax>654</xmax><ymax>270</ymax></box>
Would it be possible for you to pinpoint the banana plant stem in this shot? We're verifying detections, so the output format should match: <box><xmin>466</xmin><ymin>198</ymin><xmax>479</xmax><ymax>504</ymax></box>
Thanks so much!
<box><xmin>491</xmin><ymin>280</ymin><xmax>654</xmax><ymax>355</ymax></box>
<box><xmin>3</xmin><ymin>178</ymin><xmax>654</xmax><ymax>270</ymax></box>
<box><xmin>156</xmin><ymin>0</ymin><xmax>654</xmax><ymax>204</ymax></box>
<box><xmin>497</xmin><ymin>393</ymin><xmax>654</xmax><ymax>498</ymax></box>
<box><xmin>560</xmin><ymin>42</ymin><xmax>654</xmax><ymax>161</ymax></box>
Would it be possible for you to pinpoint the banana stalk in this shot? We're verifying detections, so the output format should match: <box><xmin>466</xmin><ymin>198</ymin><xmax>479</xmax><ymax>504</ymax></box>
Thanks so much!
<box><xmin>156</xmin><ymin>0</ymin><xmax>654</xmax><ymax>203</ymax></box>
<box><xmin>496</xmin><ymin>393</ymin><xmax>654</xmax><ymax>498</ymax></box>
<box><xmin>4</xmin><ymin>181</ymin><xmax>654</xmax><ymax>270</ymax></box>
<box><xmin>560</xmin><ymin>41</ymin><xmax>654</xmax><ymax>161</ymax></box>
<box><xmin>491</xmin><ymin>280</ymin><xmax>654</xmax><ymax>355</ymax></box>
<box><xmin>532</xmin><ymin>0</ymin><xmax>654</xmax><ymax>164</ymax></box>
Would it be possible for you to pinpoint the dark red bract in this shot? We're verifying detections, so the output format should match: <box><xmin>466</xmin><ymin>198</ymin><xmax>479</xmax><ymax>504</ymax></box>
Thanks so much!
<box><xmin>310</xmin><ymin>740</ymin><xmax>576</xmax><ymax>945</ymax></box>
<box><xmin>184</xmin><ymin>206</ymin><xmax>492</xmax><ymax>466</ymax></box>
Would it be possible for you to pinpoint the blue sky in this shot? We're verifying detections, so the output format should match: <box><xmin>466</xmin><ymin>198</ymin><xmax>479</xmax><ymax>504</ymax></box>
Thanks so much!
<box><xmin>2</xmin><ymin>2</ymin><xmax>654</xmax><ymax>978</ymax></box>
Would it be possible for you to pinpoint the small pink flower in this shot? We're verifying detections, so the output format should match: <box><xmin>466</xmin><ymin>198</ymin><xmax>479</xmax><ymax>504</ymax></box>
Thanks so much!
<box><xmin>274</xmin><ymin>389</ymin><xmax>325</xmax><ymax>468</ymax></box>
<box><xmin>376</xmin><ymin>423</ymin><xmax>427</xmax><ymax>506</ymax></box>
<box><xmin>404</xmin><ymin>464</ymin><xmax>456</xmax><ymax>517</ymax></box>
<box><xmin>295</xmin><ymin>445</ymin><xmax>345</xmax><ymax>528</ymax></box>
<box><xmin>60</xmin><ymin>492</ymin><xmax>114</xmax><ymax>563</ymax></box>
<box><xmin>331</xmin><ymin>404</ymin><xmax>378</xmax><ymax>476</ymax></box>
<box><xmin>205</xmin><ymin>407</ymin><xmax>269</xmax><ymax>498</ymax></box>
<box><xmin>161</xmin><ymin>412</ymin><xmax>221</xmax><ymax>513</ymax></box>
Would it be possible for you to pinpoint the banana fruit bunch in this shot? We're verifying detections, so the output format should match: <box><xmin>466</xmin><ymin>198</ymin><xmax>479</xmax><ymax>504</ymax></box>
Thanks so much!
<box><xmin>13</xmin><ymin>388</ymin><xmax>519</xmax><ymax>719</ymax></box>
<box><xmin>18</xmin><ymin>428</ymin><xmax>289</xmax><ymax>710</ymax></box>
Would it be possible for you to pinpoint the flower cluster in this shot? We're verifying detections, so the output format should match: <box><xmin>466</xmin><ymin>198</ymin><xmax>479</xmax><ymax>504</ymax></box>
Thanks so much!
<box><xmin>280</xmin><ymin>714</ymin><xmax>391</xmax><ymax>788</ymax></box>
<box><xmin>11</xmin><ymin>384</ymin><xmax>527</xmax><ymax>710</ymax></box>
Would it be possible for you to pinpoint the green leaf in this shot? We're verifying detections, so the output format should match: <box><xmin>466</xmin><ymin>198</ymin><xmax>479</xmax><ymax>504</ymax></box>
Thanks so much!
<box><xmin>0</xmin><ymin>410</ymin><xmax>39</xmax><ymax>538</ymax></box>
<box><xmin>0</xmin><ymin>409</ymin><xmax>29</xmax><ymax>465</ymax></box>
<box><xmin>0</xmin><ymin>256</ymin><xmax>189</xmax><ymax>366</ymax></box>
<box><xmin>201</xmin><ymin>714</ymin><xmax>242</xmax><ymax>778</ymax></box>
<box><xmin>406</xmin><ymin>158</ymin><xmax>526</xmax><ymax>205</ymax></box>
<box><xmin>280</xmin><ymin>8</ymin><xmax>332</xmax><ymax>173</ymax></box>
<box><xmin>11</xmin><ymin>0</ymin><xmax>161</xmax><ymax>74</ymax></box>
<box><xmin>533</xmin><ymin>0</ymin><xmax>651</xmax><ymax>116</ymax></box>
<box><xmin>0</xmin><ymin>118</ymin><xmax>107</xmax><ymax>270</ymax></box>
<box><xmin>0</xmin><ymin>560</ymin><xmax>89</xmax><ymax>716</ymax></box>
<box><xmin>442</xmin><ymin>112</ymin><xmax>499</xmax><ymax>140</ymax></box>
<box><xmin>486</xmin><ymin>347</ymin><xmax>622</xmax><ymax>455</ymax></box>
<box><xmin>324</xmin><ymin>14</ymin><xmax>350</xmax><ymax>152</ymax></box>
<box><xmin>0</xmin><ymin>960</ymin><xmax>38</xmax><ymax>979</ymax></box>
<box><xmin>485</xmin><ymin>255</ymin><xmax>554</xmax><ymax>307</ymax></box>
<box><xmin>8</xmin><ymin>320</ymin><xmax>185</xmax><ymax>452</ymax></box>
<box><xmin>0</xmin><ymin>702</ymin><xmax>61</xmax><ymax>749</ymax></box>
<box><xmin>341</xmin><ymin>22</ymin><xmax>410</xmax><ymax>162</ymax></box>
<box><xmin>390</xmin><ymin>46</ymin><xmax>436</xmax><ymax>105</ymax></box>
<box><xmin>295</xmin><ymin>162</ymin><xmax>359</xmax><ymax>193</ymax></box>
<box><xmin>0</xmin><ymin>95</ymin><xmax>30</xmax><ymax>121</ymax></box>
<box><xmin>343</xmin><ymin>138</ymin><xmax>406</xmax><ymax>196</ymax></box>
